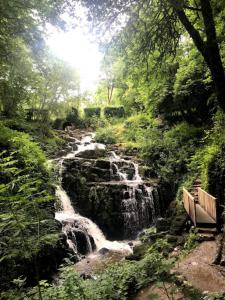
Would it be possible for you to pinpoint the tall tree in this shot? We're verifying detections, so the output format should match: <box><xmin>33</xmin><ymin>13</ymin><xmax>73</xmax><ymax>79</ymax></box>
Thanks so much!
<box><xmin>33</xmin><ymin>53</ymin><xmax>80</xmax><ymax>118</ymax></box>
<box><xmin>0</xmin><ymin>0</ymin><xmax>77</xmax><ymax>117</ymax></box>
<box><xmin>81</xmin><ymin>0</ymin><xmax>225</xmax><ymax>112</ymax></box>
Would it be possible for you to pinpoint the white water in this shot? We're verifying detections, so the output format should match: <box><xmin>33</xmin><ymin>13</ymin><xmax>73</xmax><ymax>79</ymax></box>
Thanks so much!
<box><xmin>55</xmin><ymin>186</ymin><xmax>131</xmax><ymax>254</ymax></box>
<box><xmin>109</xmin><ymin>151</ymin><xmax>142</xmax><ymax>183</ymax></box>
<box><xmin>61</xmin><ymin>134</ymin><xmax>105</xmax><ymax>160</ymax></box>
<box><xmin>55</xmin><ymin>133</ymin><xmax>132</xmax><ymax>257</ymax></box>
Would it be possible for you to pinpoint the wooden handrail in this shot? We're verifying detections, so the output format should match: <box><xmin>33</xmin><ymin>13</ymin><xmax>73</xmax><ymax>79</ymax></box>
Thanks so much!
<box><xmin>183</xmin><ymin>188</ymin><xmax>196</xmax><ymax>226</ymax></box>
<box><xmin>197</xmin><ymin>187</ymin><xmax>217</xmax><ymax>221</ymax></box>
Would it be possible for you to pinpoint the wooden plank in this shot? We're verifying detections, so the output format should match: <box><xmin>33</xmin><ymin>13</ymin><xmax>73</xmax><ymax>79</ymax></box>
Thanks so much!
<box><xmin>183</xmin><ymin>188</ymin><xmax>190</xmax><ymax>214</ymax></box>
<box><xmin>183</xmin><ymin>188</ymin><xmax>196</xmax><ymax>226</ymax></box>
<box><xmin>189</xmin><ymin>197</ymin><xmax>196</xmax><ymax>226</ymax></box>
<box><xmin>195</xmin><ymin>203</ymin><xmax>216</xmax><ymax>224</ymax></box>
<box><xmin>197</xmin><ymin>187</ymin><xmax>217</xmax><ymax>222</ymax></box>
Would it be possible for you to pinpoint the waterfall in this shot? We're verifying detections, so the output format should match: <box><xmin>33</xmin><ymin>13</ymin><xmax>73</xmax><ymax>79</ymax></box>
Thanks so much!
<box><xmin>55</xmin><ymin>133</ymin><xmax>133</xmax><ymax>260</ymax></box>
<box><xmin>55</xmin><ymin>131</ymin><xmax>160</xmax><ymax>261</ymax></box>
<box><xmin>108</xmin><ymin>151</ymin><xmax>160</xmax><ymax>237</ymax></box>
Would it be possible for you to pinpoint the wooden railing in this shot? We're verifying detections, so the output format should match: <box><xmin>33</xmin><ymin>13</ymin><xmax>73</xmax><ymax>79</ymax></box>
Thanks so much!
<box><xmin>197</xmin><ymin>187</ymin><xmax>217</xmax><ymax>222</ymax></box>
<box><xmin>183</xmin><ymin>188</ymin><xmax>196</xmax><ymax>226</ymax></box>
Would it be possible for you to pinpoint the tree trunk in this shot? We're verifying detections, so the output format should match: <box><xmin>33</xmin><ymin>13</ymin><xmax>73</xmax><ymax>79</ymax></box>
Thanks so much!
<box><xmin>107</xmin><ymin>83</ymin><xmax>114</xmax><ymax>104</ymax></box>
<box><xmin>200</xmin><ymin>0</ymin><xmax>225</xmax><ymax>112</ymax></box>
<box><xmin>172</xmin><ymin>0</ymin><xmax>225</xmax><ymax>112</ymax></box>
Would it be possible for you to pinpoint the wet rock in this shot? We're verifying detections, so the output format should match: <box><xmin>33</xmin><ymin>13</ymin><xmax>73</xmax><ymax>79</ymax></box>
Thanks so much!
<box><xmin>90</xmin><ymin>236</ymin><xmax>96</xmax><ymax>251</ymax></box>
<box><xmin>75</xmin><ymin>230</ymin><xmax>96</xmax><ymax>255</ymax></box>
<box><xmin>124</xmin><ymin>191</ymin><xmax>130</xmax><ymax>199</ymax></box>
<box><xmin>98</xmin><ymin>248</ymin><xmax>110</xmax><ymax>255</ymax></box>
<box><xmin>75</xmin><ymin>149</ymin><xmax>106</xmax><ymax>159</ymax></box>
<box><xmin>58</xmin><ymin>149</ymin><xmax>67</xmax><ymax>156</ymax></box>
<box><xmin>65</xmin><ymin>136</ymin><xmax>77</xmax><ymax>143</ymax></box>
<box><xmin>126</xmin><ymin>244</ymin><xmax>149</xmax><ymax>261</ymax></box>
<box><xmin>156</xmin><ymin>218</ymin><xmax>170</xmax><ymax>232</ymax></box>
<box><xmin>88</xmin><ymin>167</ymin><xmax>111</xmax><ymax>181</ymax></box>
<box><xmin>95</xmin><ymin>159</ymin><xmax>111</xmax><ymax>169</ymax></box>
<box><xmin>69</xmin><ymin>143</ymin><xmax>78</xmax><ymax>151</ymax></box>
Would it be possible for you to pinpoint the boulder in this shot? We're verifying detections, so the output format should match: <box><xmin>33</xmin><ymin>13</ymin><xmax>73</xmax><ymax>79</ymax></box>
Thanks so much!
<box><xmin>95</xmin><ymin>159</ymin><xmax>111</xmax><ymax>169</ymax></box>
<box><xmin>98</xmin><ymin>248</ymin><xmax>110</xmax><ymax>255</ymax></box>
<box><xmin>169</xmin><ymin>214</ymin><xmax>187</xmax><ymax>235</ymax></box>
<box><xmin>75</xmin><ymin>148</ymin><xmax>106</xmax><ymax>159</ymax></box>
<box><xmin>156</xmin><ymin>218</ymin><xmax>171</xmax><ymax>232</ymax></box>
<box><xmin>88</xmin><ymin>167</ymin><xmax>111</xmax><ymax>181</ymax></box>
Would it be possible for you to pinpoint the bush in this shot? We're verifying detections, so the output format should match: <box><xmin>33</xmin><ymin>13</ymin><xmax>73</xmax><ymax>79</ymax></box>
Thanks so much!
<box><xmin>18</xmin><ymin>239</ymin><xmax>175</xmax><ymax>300</ymax></box>
<box><xmin>104</xmin><ymin>106</ymin><xmax>125</xmax><ymax>118</ymax></box>
<box><xmin>95</xmin><ymin>126</ymin><xmax>117</xmax><ymax>144</ymax></box>
<box><xmin>141</xmin><ymin>123</ymin><xmax>203</xmax><ymax>195</ymax></box>
<box><xmin>0</xmin><ymin>123</ymin><xmax>61</xmax><ymax>290</ymax></box>
<box><xmin>84</xmin><ymin>107</ymin><xmax>101</xmax><ymax>118</ymax></box>
<box><xmin>66</xmin><ymin>107</ymin><xmax>80</xmax><ymax>125</ymax></box>
<box><xmin>3</xmin><ymin>117</ymin><xmax>34</xmax><ymax>133</ymax></box>
<box><xmin>52</xmin><ymin>118</ymin><xmax>64</xmax><ymax>130</ymax></box>
<box><xmin>124</xmin><ymin>113</ymin><xmax>153</xmax><ymax>129</ymax></box>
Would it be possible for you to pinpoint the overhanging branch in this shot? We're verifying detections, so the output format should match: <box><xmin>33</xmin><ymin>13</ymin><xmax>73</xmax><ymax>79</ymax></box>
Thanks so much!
<box><xmin>184</xmin><ymin>5</ymin><xmax>202</xmax><ymax>12</ymax></box>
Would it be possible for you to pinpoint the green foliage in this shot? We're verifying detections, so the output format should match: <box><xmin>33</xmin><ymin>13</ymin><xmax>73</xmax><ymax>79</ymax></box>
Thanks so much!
<box><xmin>66</xmin><ymin>108</ymin><xmax>79</xmax><ymax>123</ymax></box>
<box><xmin>0</xmin><ymin>124</ymin><xmax>59</xmax><ymax>289</ymax></box>
<box><xmin>0</xmin><ymin>123</ymin><xmax>46</xmax><ymax>169</ymax></box>
<box><xmin>139</xmin><ymin>227</ymin><xmax>156</xmax><ymax>243</ymax></box>
<box><xmin>104</xmin><ymin>106</ymin><xmax>125</xmax><ymax>118</ymax></box>
<box><xmin>0</xmin><ymin>0</ymin><xmax>79</xmax><ymax>118</ymax></box>
<box><xmin>188</xmin><ymin>145</ymin><xmax>220</xmax><ymax>190</ymax></box>
<box><xmin>95</xmin><ymin>126</ymin><xmax>118</xmax><ymax>144</ymax></box>
<box><xmin>84</xmin><ymin>107</ymin><xmax>101</xmax><ymax>118</ymax></box>
<box><xmin>2</xmin><ymin>118</ymin><xmax>65</xmax><ymax>156</ymax></box>
<box><xmin>172</xmin><ymin>49</ymin><xmax>214</xmax><ymax>125</ymax></box>
<box><xmin>183</xmin><ymin>228</ymin><xmax>199</xmax><ymax>253</ymax></box>
<box><xmin>141</xmin><ymin>123</ymin><xmax>203</xmax><ymax>191</ymax></box>
<box><xmin>15</xmin><ymin>238</ymin><xmax>174</xmax><ymax>300</ymax></box>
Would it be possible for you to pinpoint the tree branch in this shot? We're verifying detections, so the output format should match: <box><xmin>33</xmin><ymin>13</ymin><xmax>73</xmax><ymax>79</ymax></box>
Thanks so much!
<box><xmin>169</xmin><ymin>2</ymin><xmax>206</xmax><ymax>57</ymax></box>
<box><xmin>184</xmin><ymin>5</ymin><xmax>202</xmax><ymax>12</ymax></box>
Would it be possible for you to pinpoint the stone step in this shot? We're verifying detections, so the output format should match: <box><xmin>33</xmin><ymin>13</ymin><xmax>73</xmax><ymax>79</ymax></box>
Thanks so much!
<box><xmin>196</xmin><ymin>227</ymin><xmax>217</xmax><ymax>233</ymax></box>
<box><xmin>197</xmin><ymin>232</ymin><xmax>216</xmax><ymax>241</ymax></box>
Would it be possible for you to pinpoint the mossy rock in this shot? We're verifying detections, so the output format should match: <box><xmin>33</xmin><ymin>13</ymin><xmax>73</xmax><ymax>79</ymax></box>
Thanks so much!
<box><xmin>169</xmin><ymin>214</ymin><xmax>187</xmax><ymax>235</ymax></box>
<box><xmin>156</xmin><ymin>218</ymin><xmax>171</xmax><ymax>232</ymax></box>
<box><xmin>126</xmin><ymin>244</ymin><xmax>149</xmax><ymax>261</ymax></box>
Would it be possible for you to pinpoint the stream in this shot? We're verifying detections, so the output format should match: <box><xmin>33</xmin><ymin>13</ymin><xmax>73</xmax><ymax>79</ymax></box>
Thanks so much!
<box><xmin>55</xmin><ymin>131</ymin><xmax>160</xmax><ymax>273</ymax></box>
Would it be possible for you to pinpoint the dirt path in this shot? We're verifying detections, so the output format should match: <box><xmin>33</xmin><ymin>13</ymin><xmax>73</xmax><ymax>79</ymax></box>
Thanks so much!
<box><xmin>134</xmin><ymin>241</ymin><xmax>225</xmax><ymax>300</ymax></box>
<box><xmin>173</xmin><ymin>240</ymin><xmax>225</xmax><ymax>293</ymax></box>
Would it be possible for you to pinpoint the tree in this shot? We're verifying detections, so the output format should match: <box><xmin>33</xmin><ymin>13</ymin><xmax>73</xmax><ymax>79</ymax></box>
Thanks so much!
<box><xmin>97</xmin><ymin>53</ymin><xmax>124</xmax><ymax>105</ymax></box>
<box><xmin>0</xmin><ymin>0</ymin><xmax>77</xmax><ymax>117</ymax></box>
<box><xmin>0</xmin><ymin>39</ymin><xmax>34</xmax><ymax>116</ymax></box>
<box><xmin>80</xmin><ymin>0</ymin><xmax>225</xmax><ymax>112</ymax></box>
<box><xmin>32</xmin><ymin>53</ymin><xmax>80</xmax><ymax>119</ymax></box>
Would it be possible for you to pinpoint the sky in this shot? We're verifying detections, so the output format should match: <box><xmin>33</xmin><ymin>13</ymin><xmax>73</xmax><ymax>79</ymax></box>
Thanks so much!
<box><xmin>47</xmin><ymin>23</ymin><xmax>103</xmax><ymax>93</ymax></box>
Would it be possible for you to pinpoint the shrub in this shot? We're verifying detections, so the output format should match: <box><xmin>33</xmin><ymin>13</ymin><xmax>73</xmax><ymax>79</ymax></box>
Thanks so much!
<box><xmin>52</xmin><ymin>118</ymin><xmax>64</xmax><ymax>130</ymax></box>
<box><xmin>95</xmin><ymin>126</ymin><xmax>117</xmax><ymax>144</ymax></box>
<box><xmin>66</xmin><ymin>107</ymin><xmax>80</xmax><ymax>125</ymax></box>
<box><xmin>141</xmin><ymin>123</ymin><xmax>203</xmax><ymax>196</ymax></box>
<box><xmin>0</xmin><ymin>124</ymin><xmax>61</xmax><ymax>290</ymax></box>
<box><xmin>84</xmin><ymin>107</ymin><xmax>101</xmax><ymax>118</ymax></box>
<box><xmin>104</xmin><ymin>106</ymin><xmax>125</xmax><ymax>118</ymax></box>
<box><xmin>22</xmin><ymin>239</ymin><xmax>175</xmax><ymax>300</ymax></box>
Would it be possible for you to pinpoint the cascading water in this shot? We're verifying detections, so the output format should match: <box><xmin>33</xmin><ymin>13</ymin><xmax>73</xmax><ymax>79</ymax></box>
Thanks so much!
<box><xmin>55</xmin><ymin>133</ymin><xmax>133</xmax><ymax>260</ymax></box>
<box><xmin>108</xmin><ymin>151</ymin><xmax>160</xmax><ymax>237</ymax></box>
